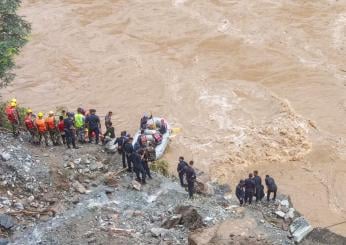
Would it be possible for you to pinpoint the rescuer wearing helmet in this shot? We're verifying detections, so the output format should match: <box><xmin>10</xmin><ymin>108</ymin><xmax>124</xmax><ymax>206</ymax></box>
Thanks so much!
<box><xmin>24</xmin><ymin>109</ymin><xmax>38</xmax><ymax>144</ymax></box>
<box><xmin>5</xmin><ymin>101</ymin><xmax>20</xmax><ymax>137</ymax></box>
<box><xmin>35</xmin><ymin>112</ymin><xmax>49</xmax><ymax>146</ymax></box>
<box><xmin>74</xmin><ymin>108</ymin><xmax>85</xmax><ymax>143</ymax></box>
<box><xmin>64</xmin><ymin>112</ymin><xmax>78</xmax><ymax>149</ymax></box>
<box><xmin>45</xmin><ymin>111</ymin><xmax>59</xmax><ymax>145</ymax></box>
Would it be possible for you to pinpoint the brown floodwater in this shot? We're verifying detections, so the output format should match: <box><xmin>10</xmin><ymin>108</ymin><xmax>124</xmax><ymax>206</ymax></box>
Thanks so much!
<box><xmin>2</xmin><ymin>0</ymin><xmax>346</xmax><ymax>235</ymax></box>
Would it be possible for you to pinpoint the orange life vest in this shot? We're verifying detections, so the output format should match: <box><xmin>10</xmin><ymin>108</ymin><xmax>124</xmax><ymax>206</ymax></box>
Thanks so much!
<box><xmin>24</xmin><ymin>115</ymin><xmax>35</xmax><ymax>129</ymax></box>
<box><xmin>5</xmin><ymin>106</ymin><xmax>17</xmax><ymax>123</ymax></box>
<box><xmin>36</xmin><ymin>118</ymin><xmax>47</xmax><ymax>133</ymax></box>
<box><xmin>45</xmin><ymin>116</ymin><xmax>56</xmax><ymax>130</ymax></box>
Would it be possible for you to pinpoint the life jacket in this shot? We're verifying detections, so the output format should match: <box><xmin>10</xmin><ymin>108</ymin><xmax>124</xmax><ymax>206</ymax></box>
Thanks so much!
<box><xmin>45</xmin><ymin>116</ymin><xmax>56</xmax><ymax>130</ymax></box>
<box><xmin>5</xmin><ymin>106</ymin><xmax>17</xmax><ymax>123</ymax></box>
<box><xmin>36</xmin><ymin>118</ymin><xmax>47</xmax><ymax>133</ymax></box>
<box><xmin>153</xmin><ymin>133</ymin><xmax>162</xmax><ymax>144</ymax></box>
<box><xmin>140</xmin><ymin>135</ymin><xmax>147</xmax><ymax>145</ymax></box>
<box><xmin>58</xmin><ymin>120</ymin><xmax>64</xmax><ymax>132</ymax></box>
<box><xmin>24</xmin><ymin>115</ymin><xmax>34</xmax><ymax>129</ymax></box>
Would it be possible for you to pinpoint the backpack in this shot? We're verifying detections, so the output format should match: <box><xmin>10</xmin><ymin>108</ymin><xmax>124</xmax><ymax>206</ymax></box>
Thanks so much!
<box><xmin>153</xmin><ymin>133</ymin><xmax>162</xmax><ymax>144</ymax></box>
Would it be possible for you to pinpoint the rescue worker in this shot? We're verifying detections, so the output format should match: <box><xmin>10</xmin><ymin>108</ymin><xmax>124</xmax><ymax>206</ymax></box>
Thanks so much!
<box><xmin>24</xmin><ymin>109</ymin><xmax>37</xmax><ymax>144</ymax></box>
<box><xmin>105</xmin><ymin>111</ymin><xmax>112</xmax><ymax>129</ymax></box>
<box><xmin>142</xmin><ymin>148</ymin><xmax>152</xmax><ymax>179</ymax></box>
<box><xmin>185</xmin><ymin>160</ymin><xmax>196</xmax><ymax>199</ymax></box>
<box><xmin>58</xmin><ymin>116</ymin><xmax>66</xmax><ymax>145</ymax></box>
<box><xmin>140</xmin><ymin>113</ymin><xmax>148</xmax><ymax>130</ymax></box>
<box><xmin>265</xmin><ymin>175</ymin><xmax>277</xmax><ymax>202</ymax></box>
<box><xmin>45</xmin><ymin>111</ymin><xmax>58</xmax><ymax>145</ymax></box>
<box><xmin>85</xmin><ymin>109</ymin><xmax>101</xmax><ymax>144</ymax></box>
<box><xmin>138</xmin><ymin>129</ymin><xmax>147</xmax><ymax>148</ymax></box>
<box><xmin>236</xmin><ymin>180</ymin><xmax>245</xmax><ymax>206</ymax></box>
<box><xmin>123</xmin><ymin>137</ymin><xmax>134</xmax><ymax>172</ymax></box>
<box><xmin>103</xmin><ymin>122</ymin><xmax>115</xmax><ymax>140</ymax></box>
<box><xmin>74</xmin><ymin>108</ymin><xmax>85</xmax><ymax>144</ymax></box>
<box><xmin>115</xmin><ymin>131</ymin><xmax>127</xmax><ymax>168</ymax></box>
<box><xmin>177</xmin><ymin>156</ymin><xmax>188</xmax><ymax>187</ymax></box>
<box><xmin>61</xmin><ymin>110</ymin><xmax>68</xmax><ymax>119</ymax></box>
<box><xmin>244</xmin><ymin>173</ymin><xmax>256</xmax><ymax>204</ymax></box>
<box><xmin>159</xmin><ymin>119</ymin><xmax>167</xmax><ymax>135</ymax></box>
<box><xmin>35</xmin><ymin>112</ymin><xmax>49</xmax><ymax>146</ymax></box>
<box><xmin>64</xmin><ymin>112</ymin><xmax>78</xmax><ymax>149</ymax></box>
<box><xmin>253</xmin><ymin>170</ymin><xmax>263</xmax><ymax>202</ymax></box>
<box><xmin>5</xmin><ymin>101</ymin><xmax>20</xmax><ymax>137</ymax></box>
<box><xmin>132</xmin><ymin>150</ymin><xmax>146</xmax><ymax>184</ymax></box>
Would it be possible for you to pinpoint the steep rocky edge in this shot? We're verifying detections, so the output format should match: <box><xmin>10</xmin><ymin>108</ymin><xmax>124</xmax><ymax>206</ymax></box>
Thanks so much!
<box><xmin>0</xmin><ymin>131</ymin><xmax>345</xmax><ymax>245</ymax></box>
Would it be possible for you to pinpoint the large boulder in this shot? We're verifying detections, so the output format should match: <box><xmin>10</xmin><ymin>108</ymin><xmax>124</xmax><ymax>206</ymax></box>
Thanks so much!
<box><xmin>174</xmin><ymin>206</ymin><xmax>204</xmax><ymax>230</ymax></box>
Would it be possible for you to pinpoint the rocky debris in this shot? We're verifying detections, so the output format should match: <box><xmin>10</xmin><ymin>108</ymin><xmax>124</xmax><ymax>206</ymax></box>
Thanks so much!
<box><xmin>72</xmin><ymin>181</ymin><xmax>87</xmax><ymax>194</ymax></box>
<box><xmin>161</xmin><ymin>214</ymin><xmax>182</xmax><ymax>229</ymax></box>
<box><xmin>131</xmin><ymin>180</ymin><xmax>141</xmax><ymax>191</ymax></box>
<box><xmin>1</xmin><ymin>152</ymin><xmax>11</xmax><ymax>161</ymax></box>
<box><xmin>174</xmin><ymin>206</ymin><xmax>204</xmax><ymax>230</ymax></box>
<box><xmin>150</xmin><ymin>227</ymin><xmax>169</xmax><ymax>237</ymax></box>
<box><xmin>290</xmin><ymin>217</ymin><xmax>313</xmax><ymax>243</ymax></box>
<box><xmin>0</xmin><ymin>214</ymin><xmax>15</xmax><ymax>229</ymax></box>
<box><xmin>0</xmin><ymin>238</ymin><xmax>9</xmax><ymax>245</ymax></box>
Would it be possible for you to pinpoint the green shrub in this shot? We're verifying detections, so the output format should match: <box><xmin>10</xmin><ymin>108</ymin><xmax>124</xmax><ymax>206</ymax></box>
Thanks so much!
<box><xmin>150</xmin><ymin>160</ymin><xmax>169</xmax><ymax>177</ymax></box>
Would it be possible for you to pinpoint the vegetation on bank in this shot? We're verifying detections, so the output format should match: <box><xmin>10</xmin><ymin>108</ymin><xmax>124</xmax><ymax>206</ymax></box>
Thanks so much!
<box><xmin>150</xmin><ymin>160</ymin><xmax>170</xmax><ymax>177</ymax></box>
<box><xmin>0</xmin><ymin>0</ymin><xmax>31</xmax><ymax>87</ymax></box>
<box><xmin>0</xmin><ymin>102</ymin><xmax>26</xmax><ymax>129</ymax></box>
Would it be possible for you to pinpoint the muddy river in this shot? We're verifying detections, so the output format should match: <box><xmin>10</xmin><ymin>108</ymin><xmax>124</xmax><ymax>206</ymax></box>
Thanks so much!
<box><xmin>2</xmin><ymin>0</ymin><xmax>346</xmax><ymax>235</ymax></box>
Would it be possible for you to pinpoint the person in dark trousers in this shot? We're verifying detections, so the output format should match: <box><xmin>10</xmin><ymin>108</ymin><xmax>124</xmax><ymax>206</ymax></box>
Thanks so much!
<box><xmin>85</xmin><ymin>109</ymin><xmax>101</xmax><ymax>144</ymax></box>
<box><xmin>236</xmin><ymin>180</ymin><xmax>245</xmax><ymax>206</ymax></box>
<box><xmin>177</xmin><ymin>156</ymin><xmax>188</xmax><ymax>187</ymax></box>
<box><xmin>185</xmin><ymin>161</ymin><xmax>196</xmax><ymax>198</ymax></box>
<box><xmin>265</xmin><ymin>175</ymin><xmax>277</xmax><ymax>201</ymax></box>
<box><xmin>132</xmin><ymin>150</ymin><xmax>146</xmax><ymax>184</ymax></box>
<box><xmin>123</xmin><ymin>137</ymin><xmax>134</xmax><ymax>172</ymax></box>
<box><xmin>142</xmin><ymin>148</ymin><xmax>152</xmax><ymax>179</ymax></box>
<box><xmin>244</xmin><ymin>173</ymin><xmax>255</xmax><ymax>204</ymax></box>
<box><xmin>115</xmin><ymin>131</ymin><xmax>127</xmax><ymax>168</ymax></box>
<box><xmin>105</xmin><ymin>111</ymin><xmax>112</xmax><ymax>129</ymax></box>
<box><xmin>253</xmin><ymin>170</ymin><xmax>262</xmax><ymax>202</ymax></box>
<box><xmin>64</xmin><ymin>112</ymin><xmax>78</xmax><ymax>149</ymax></box>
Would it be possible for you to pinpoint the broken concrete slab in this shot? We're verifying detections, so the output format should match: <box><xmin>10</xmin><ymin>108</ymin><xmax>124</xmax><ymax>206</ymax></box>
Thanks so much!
<box><xmin>290</xmin><ymin>216</ymin><xmax>313</xmax><ymax>243</ymax></box>
<box><xmin>275</xmin><ymin>210</ymin><xmax>286</xmax><ymax>219</ymax></box>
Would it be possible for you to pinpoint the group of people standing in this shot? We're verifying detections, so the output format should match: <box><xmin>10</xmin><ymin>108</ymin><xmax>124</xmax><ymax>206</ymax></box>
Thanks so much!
<box><xmin>236</xmin><ymin>171</ymin><xmax>278</xmax><ymax>205</ymax></box>
<box><xmin>4</xmin><ymin>98</ymin><xmax>115</xmax><ymax>149</ymax></box>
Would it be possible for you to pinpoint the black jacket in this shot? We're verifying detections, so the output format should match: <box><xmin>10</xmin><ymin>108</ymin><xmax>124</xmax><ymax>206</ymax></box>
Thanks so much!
<box><xmin>124</xmin><ymin>142</ymin><xmax>134</xmax><ymax>155</ymax></box>
<box><xmin>265</xmin><ymin>177</ymin><xmax>277</xmax><ymax>192</ymax></box>
<box><xmin>185</xmin><ymin>165</ymin><xmax>196</xmax><ymax>183</ymax></box>
<box><xmin>253</xmin><ymin>175</ymin><xmax>262</xmax><ymax>188</ymax></box>
<box><xmin>244</xmin><ymin>178</ymin><xmax>255</xmax><ymax>192</ymax></box>
<box><xmin>177</xmin><ymin>160</ymin><xmax>188</xmax><ymax>174</ymax></box>
<box><xmin>236</xmin><ymin>184</ymin><xmax>245</xmax><ymax>199</ymax></box>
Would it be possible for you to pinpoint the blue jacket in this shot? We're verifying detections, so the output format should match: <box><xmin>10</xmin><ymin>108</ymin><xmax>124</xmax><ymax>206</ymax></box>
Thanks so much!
<box><xmin>86</xmin><ymin>114</ymin><xmax>100</xmax><ymax>130</ymax></box>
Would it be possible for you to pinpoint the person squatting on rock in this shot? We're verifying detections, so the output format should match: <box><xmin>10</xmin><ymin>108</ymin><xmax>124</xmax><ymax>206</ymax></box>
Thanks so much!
<box><xmin>132</xmin><ymin>149</ymin><xmax>146</xmax><ymax>184</ymax></box>
<box><xmin>124</xmin><ymin>136</ymin><xmax>134</xmax><ymax>172</ymax></box>
<box><xmin>265</xmin><ymin>175</ymin><xmax>277</xmax><ymax>202</ymax></box>
<box><xmin>85</xmin><ymin>109</ymin><xmax>101</xmax><ymax>144</ymax></box>
<box><xmin>35</xmin><ymin>112</ymin><xmax>49</xmax><ymax>146</ymax></box>
<box><xmin>64</xmin><ymin>112</ymin><xmax>78</xmax><ymax>149</ymax></box>
<box><xmin>244</xmin><ymin>173</ymin><xmax>256</xmax><ymax>204</ymax></box>
<box><xmin>177</xmin><ymin>156</ymin><xmax>188</xmax><ymax>187</ymax></box>
<box><xmin>236</xmin><ymin>180</ymin><xmax>245</xmax><ymax>206</ymax></box>
<box><xmin>253</xmin><ymin>170</ymin><xmax>264</xmax><ymax>202</ymax></box>
<box><xmin>185</xmin><ymin>160</ymin><xmax>196</xmax><ymax>199</ymax></box>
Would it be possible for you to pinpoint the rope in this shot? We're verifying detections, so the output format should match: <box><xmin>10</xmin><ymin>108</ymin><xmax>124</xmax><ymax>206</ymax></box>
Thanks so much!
<box><xmin>324</xmin><ymin>220</ymin><xmax>346</xmax><ymax>229</ymax></box>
